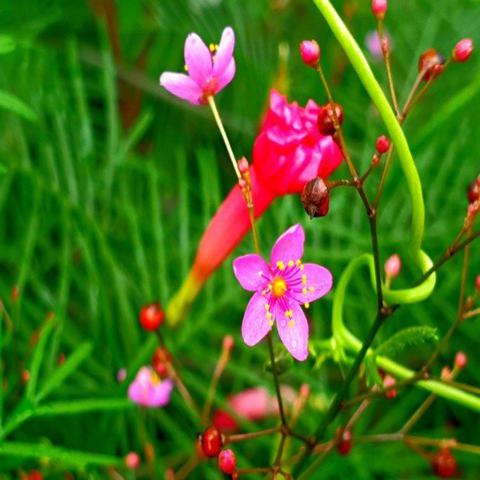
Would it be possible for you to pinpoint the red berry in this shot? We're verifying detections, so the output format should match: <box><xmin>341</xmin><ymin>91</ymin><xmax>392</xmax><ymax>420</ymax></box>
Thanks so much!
<box><xmin>375</xmin><ymin>135</ymin><xmax>390</xmax><ymax>154</ymax></box>
<box><xmin>200</xmin><ymin>426</ymin><xmax>223</xmax><ymax>458</ymax></box>
<box><xmin>371</xmin><ymin>0</ymin><xmax>387</xmax><ymax>20</ymax></box>
<box><xmin>476</xmin><ymin>274</ymin><xmax>480</xmax><ymax>291</ymax></box>
<box><xmin>453</xmin><ymin>38</ymin><xmax>474</xmax><ymax>62</ymax></box>
<box><xmin>418</xmin><ymin>49</ymin><xmax>445</xmax><ymax>81</ymax></box>
<box><xmin>454</xmin><ymin>351</ymin><xmax>467</xmax><ymax>370</ymax></box>
<box><xmin>337</xmin><ymin>428</ymin><xmax>352</xmax><ymax>455</ymax></box>
<box><xmin>318</xmin><ymin>102</ymin><xmax>344</xmax><ymax>135</ymax></box>
<box><xmin>301</xmin><ymin>177</ymin><xmax>330</xmax><ymax>218</ymax></box>
<box><xmin>24</xmin><ymin>472</ymin><xmax>43</xmax><ymax>480</ymax></box>
<box><xmin>300</xmin><ymin>40</ymin><xmax>320</xmax><ymax>67</ymax></box>
<box><xmin>139</xmin><ymin>302</ymin><xmax>165</xmax><ymax>331</ymax></box>
<box><xmin>218</xmin><ymin>449</ymin><xmax>237</xmax><ymax>475</ymax></box>
<box><xmin>432</xmin><ymin>448</ymin><xmax>457</xmax><ymax>478</ymax></box>
<box><xmin>383</xmin><ymin>374</ymin><xmax>397</xmax><ymax>399</ymax></box>
<box><xmin>151</xmin><ymin>347</ymin><xmax>172</xmax><ymax>378</ymax></box>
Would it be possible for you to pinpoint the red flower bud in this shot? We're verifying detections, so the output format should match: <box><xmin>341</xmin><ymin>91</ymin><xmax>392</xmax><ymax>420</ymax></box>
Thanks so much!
<box><xmin>218</xmin><ymin>449</ymin><xmax>237</xmax><ymax>475</ymax></box>
<box><xmin>476</xmin><ymin>274</ymin><xmax>480</xmax><ymax>291</ymax></box>
<box><xmin>432</xmin><ymin>448</ymin><xmax>457</xmax><ymax>478</ymax></box>
<box><xmin>336</xmin><ymin>428</ymin><xmax>352</xmax><ymax>455</ymax></box>
<box><xmin>371</xmin><ymin>0</ymin><xmax>387</xmax><ymax>20</ymax></box>
<box><xmin>300</xmin><ymin>40</ymin><xmax>320</xmax><ymax>67</ymax></box>
<box><xmin>375</xmin><ymin>135</ymin><xmax>390</xmax><ymax>154</ymax></box>
<box><xmin>139</xmin><ymin>302</ymin><xmax>165</xmax><ymax>331</ymax></box>
<box><xmin>151</xmin><ymin>347</ymin><xmax>172</xmax><ymax>378</ymax></box>
<box><xmin>454</xmin><ymin>351</ymin><xmax>467</xmax><ymax>370</ymax></box>
<box><xmin>200</xmin><ymin>426</ymin><xmax>223</xmax><ymax>457</ymax></box>
<box><xmin>419</xmin><ymin>49</ymin><xmax>445</xmax><ymax>81</ymax></box>
<box><xmin>453</xmin><ymin>38</ymin><xmax>473</xmax><ymax>62</ymax></box>
<box><xmin>301</xmin><ymin>177</ymin><xmax>330</xmax><ymax>218</ymax></box>
<box><xmin>318</xmin><ymin>102</ymin><xmax>344</xmax><ymax>135</ymax></box>
<box><xmin>441</xmin><ymin>366</ymin><xmax>452</xmax><ymax>381</ymax></box>
<box><xmin>124</xmin><ymin>452</ymin><xmax>140</xmax><ymax>469</ymax></box>
<box><xmin>467</xmin><ymin>175</ymin><xmax>480</xmax><ymax>204</ymax></box>
<box><xmin>237</xmin><ymin>157</ymin><xmax>249</xmax><ymax>174</ymax></box>
<box><xmin>383</xmin><ymin>374</ymin><xmax>397</xmax><ymax>399</ymax></box>
<box><xmin>223</xmin><ymin>334</ymin><xmax>235</xmax><ymax>351</ymax></box>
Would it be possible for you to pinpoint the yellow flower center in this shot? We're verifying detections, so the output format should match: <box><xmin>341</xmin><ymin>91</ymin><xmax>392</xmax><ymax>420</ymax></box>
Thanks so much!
<box><xmin>272</xmin><ymin>276</ymin><xmax>287</xmax><ymax>298</ymax></box>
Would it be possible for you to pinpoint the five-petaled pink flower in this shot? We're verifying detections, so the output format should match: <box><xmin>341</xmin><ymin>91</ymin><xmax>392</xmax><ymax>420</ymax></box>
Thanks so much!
<box><xmin>128</xmin><ymin>366</ymin><xmax>174</xmax><ymax>408</ymax></box>
<box><xmin>160</xmin><ymin>27</ymin><xmax>235</xmax><ymax>105</ymax></box>
<box><xmin>233</xmin><ymin>224</ymin><xmax>333</xmax><ymax>361</ymax></box>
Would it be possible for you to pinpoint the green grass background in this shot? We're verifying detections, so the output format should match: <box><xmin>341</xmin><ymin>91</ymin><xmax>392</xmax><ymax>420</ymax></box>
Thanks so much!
<box><xmin>0</xmin><ymin>0</ymin><xmax>479</xmax><ymax>478</ymax></box>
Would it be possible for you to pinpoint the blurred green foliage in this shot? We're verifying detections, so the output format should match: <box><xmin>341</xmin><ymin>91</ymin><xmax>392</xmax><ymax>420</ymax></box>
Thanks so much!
<box><xmin>0</xmin><ymin>0</ymin><xmax>479</xmax><ymax>478</ymax></box>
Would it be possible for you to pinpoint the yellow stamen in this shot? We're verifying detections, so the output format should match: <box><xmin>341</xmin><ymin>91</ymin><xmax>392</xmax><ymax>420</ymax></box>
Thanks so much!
<box><xmin>265</xmin><ymin>303</ymin><xmax>270</xmax><ymax>311</ymax></box>
<box><xmin>266</xmin><ymin>312</ymin><xmax>273</xmax><ymax>319</ymax></box>
<box><xmin>285</xmin><ymin>309</ymin><xmax>293</xmax><ymax>318</ymax></box>
<box><xmin>302</xmin><ymin>287</ymin><xmax>308</xmax><ymax>295</ymax></box>
<box><xmin>302</xmin><ymin>274</ymin><xmax>307</xmax><ymax>285</ymax></box>
<box><xmin>184</xmin><ymin>64</ymin><xmax>189</xmax><ymax>72</ymax></box>
<box><xmin>288</xmin><ymin>260</ymin><xmax>294</xmax><ymax>267</ymax></box>
<box><xmin>269</xmin><ymin>320</ymin><xmax>274</xmax><ymax>327</ymax></box>
<box><xmin>288</xmin><ymin>319</ymin><xmax>295</xmax><ymax>328</ymax></box>
<box><xmin>304</xmin><ymin>302</ymin><xmax>310</xmax><ymax>309</ymax></box>
<box><xmin>276</xmin><ymin>261</ymin><xmax>285</xmax><ymax>271</ymax></box>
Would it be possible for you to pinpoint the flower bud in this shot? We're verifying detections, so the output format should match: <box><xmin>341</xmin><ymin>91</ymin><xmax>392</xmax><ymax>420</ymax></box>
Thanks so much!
<box><xmin>139</xmin><ymin>302</ymin><xmax>165</xmax><ymax>331</ymax></box>
<box><xmin>124</xmin><ymin>452</ymin><xmax>140</xmax><ymax>469</ymax></box>
<box><xmin>467</xmin><ymin>175</ymin><xmax>480</xmax><ymax>204</ymax></box>
<box><xmin>371</xmin><ymin>0</ymin><xmax>387</xmax><ymax>20</ymax></box>
<box><xmin>299</xmin><ymin>40</ymin><xmax>320</xmax><ymax>67</ymax></box>
<box><xmin>117</xmin><ymin>368</ymin><xmax>127</xmax><ymax>382</ymax></box>
<box><xmin>151</xmin><ymin>347</ymin><xmax>172</xmax><ymax>378</ymax></box>
<box><xmin>318</xmin><ymin>102</ymin><xmax>344</xmax><ymax>135</ymax></box>
<box><xmin>375</xmin><ymin>135</ymin><xmax>390</xmax><ymax>154</ymax></box>
<box><xmin>418</xmin><ymin>48</ymin><xmax>445</xmax><ymax>81</ymax></box>
<box><xmin>301</xmin><ymin>177</ymin><xmax>330</xmax><ymax>218</ymax></box>
<box><xmin>237</xmin><ymin>157</ymin><xmax>249</xmax><ymax>174</ymax></box>
<box><xmin>476</xmin><ymin>274</ymin><xmax>480</xmax><ymax>291</ymax></box>
<box><xmin>336</xmin><ymin>428</ymin><xmax>352</xmax><ymax>455</ymax></box>
<box><xmin>223</xmin><ymin>334</ymin><xmax>235</xmax><ymax>351</ymax></box>
<box><xmin>454</xmin><ymin>351</ymin><xmax>467</xmax><ymax>370</ymax></box>
<box><xmin>218</xmin><ymin>449</ymin><xmax>237</xmax><ymax>475</ymax></box>
<box><xmin>453</xmin><ymin>38</ymin><xmax>473</xmax><ymax>62</ymax></box>
<box><xmin>384</xmin><ymin>254</ymin><xmax>401</xmax><ymax>279</ymax></box>
<box><xmin>200</xmin><ymin>426</ymin><xmax>223</xmax><ymax>457</ymax></box>
<box><xmin>432</xmin><ymin>448</ymin><xmax>457</xmax><ymax>478</ymax></box>
<box><xmin>383</xmin><ymin>374</ymin><xmax>397</xmax><ymax>399</ymax></box>
<box><xmin>441</xmin><ymin>366</ymin><xmax>452</xmax><ymax>381</ymax></box>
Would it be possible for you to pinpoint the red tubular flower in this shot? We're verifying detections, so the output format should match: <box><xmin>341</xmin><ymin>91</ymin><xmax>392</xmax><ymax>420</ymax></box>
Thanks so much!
<box><xmin>167</xmin><ymin>90</ymin><xmax>343</xmax><ymax>325</ymax></box>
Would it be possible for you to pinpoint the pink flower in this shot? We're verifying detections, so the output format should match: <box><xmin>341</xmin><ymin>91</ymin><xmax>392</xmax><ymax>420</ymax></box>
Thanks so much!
<box><xmin>128</xmin><ymin>366</ymin><xmax>174</xmax><ymax>408</ymax></box>
<box><xmin>365</xmin><ymin>30</ymin><xmax>391</xmax><ymax>61</ymax></box>
<box><xmin>253</xmin><ymin>91</ymin><xmax>342</xmax><ymax>195</ymax></box>
<box><xmin>167</xmin><ymin>91</ymin><xmax>342</xmax><ymax>326</ymax></box>
<box><xmin>233</xmin><ymin>224</ymin><xmax>333</xmax><ymax>361</ymax></box>
<box><xmin>159</xmin><ymin>27</ymin><xmax>235</xmax><ymax>105</ymax></box>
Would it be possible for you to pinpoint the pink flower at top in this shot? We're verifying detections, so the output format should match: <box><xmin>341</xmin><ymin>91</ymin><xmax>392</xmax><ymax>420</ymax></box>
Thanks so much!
<box><xmin>128</xmin><ymin>366</ymin><xmax>174</xmax><ymax>408</ymax></box>
<box><xmin>233</xmin><ymin>224</ymin><xmax>333</xmax><ymax>361</ymax></box>
<box><xmin>160</xmin><ymin>27</ymin><xmax>235</xmax><ymax>105</ymax></box>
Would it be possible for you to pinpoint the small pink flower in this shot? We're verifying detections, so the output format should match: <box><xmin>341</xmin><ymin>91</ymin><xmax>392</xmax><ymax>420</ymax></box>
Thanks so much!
<box><xmin>124</xmin><ymin>452</ymin><xmax>140</xmax><ymax>469</ymax></box>
<box><xmin>233</xmin><ymin>224</ymin><xmax>333</xmax><ymax>361</ymax></box>
<box><xmin>160</xmin><ymin>27</ymin><xmax>235</xmax><ymax>105</ymax></box>
<box><xmin>299</xmin><ymin>40</ymin><xmax>320</xmax><ymax>67</ymax></box>
<box><xmin>128</xmin><ymin>366</ymin><xmax>174</xmax><ymax>408</ymax></box>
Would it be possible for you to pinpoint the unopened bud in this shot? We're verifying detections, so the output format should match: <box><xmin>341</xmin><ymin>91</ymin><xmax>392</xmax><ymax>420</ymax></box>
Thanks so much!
<box><xmin>371</xmin><ymin>0</ymin><xmax>387</xmax><ymax>20</ymax></box>
<box><xmin>237</xmin><ymin>157</ymin><xmax>249</xmax><ymax>174</ymax></box>
<box><xmin>453</xmin><ymin>38</ymin><xmax>473</xmax><ymax>63</ymax></box>
<box><xmin>301</xmin><ymin>177</ymin><xmax>330</xmax><ymax>218</ymax></box>
<box><xmin>454</xmin><ymin>351</ymin><xmax>467</xmax><ymax>370</ymax></box>
<box><xmin>318</xmin><ymin>102</ymin><xmax>344</xmax><ymax>135</ymax></box>
<box><xmin>475</xmin><ymin>275</ymin><xmax>480</xmax><ymax>291</ymax></box>
<box><xmin>223</xmin><ymin>334</ymin><xmax>234</xmax><ymax>351</ymax></box>
<box><xmin>383</xmin><ymin>374</ymin><xmax>397</xmax><ymax>399</ymax></box>
<box><xmin>375</xmin><ymin>135</ymin><xmax>390</xmax><ymax>154</ymax></box>
<box><xmin>300</xmin><ymin>40</ymin><xmax>320</xmax><ymax>67</ymax></box>
<box><xmin>467</xmin><ymin>175</ymin><xmax>480</xmax><ymax>204</ymax></box>
<box><xmin>418</xmin><ymin>48</ymin><xmax>445</xmax><ymax>81</ymax></box>
<box><xmin>124</xmin><ymin>452</ymin><xmax>140</xmax><ymax>470</ymax></box>
<box><xmin>441</xmin><ymin>366</ymin><xmax>452</xmax><ymax>381</ymax></box>
<box><xmin>384</xmin><ymin>254</ymin><xmax>401</xmax><ymax>279</ymax></box>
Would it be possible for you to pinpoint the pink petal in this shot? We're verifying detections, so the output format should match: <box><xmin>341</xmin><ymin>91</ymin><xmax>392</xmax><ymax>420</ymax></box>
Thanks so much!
<box><xmin>229</xmin><ymin>387</ymin><xmax>271</xmax><ymax>421</ymax></box>
<box><xmin>233</xmin><ymin>254</ymin><xmax>269</xmax><ymax>291</ymax></box>
<box><xmin>160</xmin><ymin>72</ymin><xmax>203</xmax><ymax>105</ymax></box>
<box><xmin>275</xmin><ymin>299</ymin><xmax>309</xmax><ymax>361</ymax></box>
<box><xmin>150</xmin><ymin>379</ymin><xmax>174</xmax><ymax>407</ymax></box>
<box><xmin>184</xmin><ymin>32</ymin><xmax>212</xmax><ymax>86</ymax></box>
<box><xmin>290</xmin><ymin>263</ymin><xmax>333</xmax><ymax>304</ymax></box>
<box><xmin>241</xmin><ymin>291</ymin><xmax>272</xmax><ymax>346</ymax></box>
<box><xmin>270</xmin><ymin>224</ymin><xmax>305</xmax><ymax>266</ymax></box>
<box><xmin>215</xmin><ymin>58</ymin><xmax>236</xmax><ymax>93</ymax></box>
<box><xmin>213</xmin><ymin>26</ymin><xmax>235</xmax><ymax>77</ymax></box>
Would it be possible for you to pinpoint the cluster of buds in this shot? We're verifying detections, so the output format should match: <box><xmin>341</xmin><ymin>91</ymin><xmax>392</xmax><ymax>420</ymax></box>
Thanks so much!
<box><xmin>199</xmin><ymin>426</ymin><xmax>237</xmax><ymax>477</ymax></box>
<box><xmin>466</xmin><ymin>174</ymin><xmax>479</xmax><ymax>225</ymax></box>
<box><xmin>237</xmin><ymin>156</ymin><xmax>254</xmax><ymax>209</ymax></box>
<box><xmin>318</xmin><ymin>102</ymin><xmax>344</xmax><ymax>136</ymax></box>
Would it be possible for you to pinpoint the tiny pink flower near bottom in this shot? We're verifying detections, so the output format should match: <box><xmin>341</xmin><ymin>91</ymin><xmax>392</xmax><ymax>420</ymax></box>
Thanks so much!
<box><xmin>128</xmin><ymin>366</ymin><xmax>174</xmax><ymax>408</ymax></box>
<box><xmin>233</xmin><ymin>224</ymin><xmax>333</xmax><ymax>361</ymax></box>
